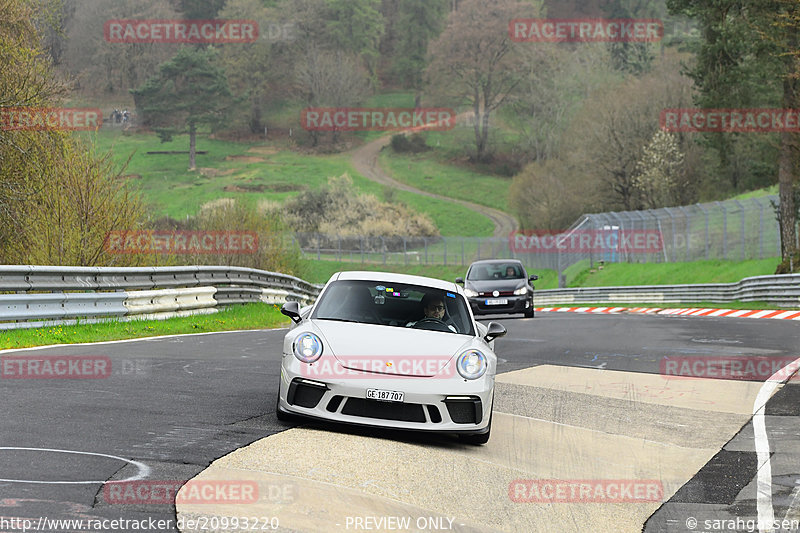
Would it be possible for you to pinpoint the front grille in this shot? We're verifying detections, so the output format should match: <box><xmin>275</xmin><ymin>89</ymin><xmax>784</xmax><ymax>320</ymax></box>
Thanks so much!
<box><xmin>341</xmin><ymin>398</ymin><xmax>426</xmax><ymax>423</ymax></box>
<box><xmin>444</xmin><ymin>397</ymin><xmax>483</xmax><ymax>424</ymax></box>
<box><xmin>287</xmin><ymin>379</ymin><xmax>327</xmax><ymax>408</ymax></box>
<box><xmin>478</xmin><ymin>290</ymin><xmax>515</xmax><ymax>297</ymax></box>
<box><xmin>326</xmin><ymin>395</ymin><xmax>344</xmax><ymax>412</ymax></box>
<box><xmin>427</xmin><ymin>405</ymin><xmax>442</xmax><ymax>423</ymax></box>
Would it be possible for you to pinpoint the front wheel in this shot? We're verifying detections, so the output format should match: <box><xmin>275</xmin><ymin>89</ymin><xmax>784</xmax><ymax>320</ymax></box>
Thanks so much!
<box><xmin>524</xmin><ymin>303</ymin><xmax>534</xmax><ymax>318</ymax></box>
<box><xmin>459</xmin><ymin>411</ymin><xmax>492</xmax><ymax>445</ymax></box>
<box><xmin>275</xmin><ymin>393</ymin><xmax>293</xmax><ymax>422</ymax></box>
<box><xmin>459</xmin><ymin>395</ymin><xmax>493</xmax><ymax>445</ymax></box>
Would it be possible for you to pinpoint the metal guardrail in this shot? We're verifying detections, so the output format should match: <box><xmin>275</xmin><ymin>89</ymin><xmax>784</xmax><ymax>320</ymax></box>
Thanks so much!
<box><xmin>534</xmin><ymin>274</ymin><xmax>800</xmax><ymax>308</ymax></box>
<box><xmin>2</xmin><ymin>266</ymin><xmax>797</xmax><ymax>330</ymax></box>
<box><xmin>0</xmin><ymin>266</ymin><xmax>322</xmax><ymax>330</ymax></box>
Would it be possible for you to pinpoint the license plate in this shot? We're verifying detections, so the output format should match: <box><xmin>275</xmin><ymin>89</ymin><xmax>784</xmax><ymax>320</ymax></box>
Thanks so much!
<box><xmin>485</xmin><ymin>298</ymin><xmax>508</xmax><ymax>305</ymax></box>
<box><xmin>366</xmin><ymin>389</ymin><xmax>404</xmax><ymax>402</ymax></box>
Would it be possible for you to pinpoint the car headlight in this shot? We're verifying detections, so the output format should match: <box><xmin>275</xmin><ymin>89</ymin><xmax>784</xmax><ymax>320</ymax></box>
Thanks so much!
<box><xmin>513</xmin><ymin>287</ymin><xmax>528</xmax><ymax>295</ymax></box>
<box><xmin>294</xmin><ymin>332</ymin><xmax>323</xmax><ymax>363</ymax></box>
<box><xmin>456</xmin><ymin>349</ymin><xmax>487</xmax><ymax>380</ymax></box>
<box><xmin>464</xmin><ymin>288</ymin><xmax>479</xmax><ymax>297</ymax></box>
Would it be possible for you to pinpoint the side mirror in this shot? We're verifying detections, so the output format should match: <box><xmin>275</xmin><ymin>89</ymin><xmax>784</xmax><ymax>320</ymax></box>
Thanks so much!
<box><xmin>484</xmin><ymin>322</ymin><xmax>506</xmax><ymax>342</ymax></box>
<box><xmin>281</xmin><ymin>301</ymin><xmax>302</xmax><ymax>324</ymax></box>
<box><xmin>529</xmin><ymin>275</ymin><xmax>539</xmax><ymax>281</ymax></box>
<box><xmin>455</xmin><ymin>277</ymin><xmax>464</xmax><ymax>284</ymax></box>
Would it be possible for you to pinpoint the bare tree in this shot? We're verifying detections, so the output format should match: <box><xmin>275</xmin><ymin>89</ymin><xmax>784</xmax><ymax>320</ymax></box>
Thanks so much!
<box><xmin>295</xmin><ymin>47</ymin><xmax>372</xmax><ymax>144</ymax></box>
<box><xmin>426</xmin><ymin>0</ymin><xmax>541</xmax><ymax>162</ymax></box>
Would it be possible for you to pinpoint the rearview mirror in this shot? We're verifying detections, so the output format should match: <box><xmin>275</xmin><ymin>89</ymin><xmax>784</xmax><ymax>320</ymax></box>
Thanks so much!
<box><xmin>484</xmin><ymin>322</ymin><xmax>506</xmax><ymax>342</ymax></box>
<box><xmin>281</xmin><ymin>301</ymin><xmax>302</xmax><ymax>324</ymax></box>
<box><xmin>455</xmin><ymin>277</ymin><xmax>464</xmax><ymax>284</ymax></box>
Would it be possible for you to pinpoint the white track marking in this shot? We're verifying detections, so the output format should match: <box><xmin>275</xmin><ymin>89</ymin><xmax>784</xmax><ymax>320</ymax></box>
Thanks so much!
<box><xmin>755</xmin><ymin>358</ymin><xmax>800</xmax><ymax>532</ymax></box>
<box><xmin>0</xmin><ymin>447</ymin><xmax>149</xmax><ymax>484</ymax></box>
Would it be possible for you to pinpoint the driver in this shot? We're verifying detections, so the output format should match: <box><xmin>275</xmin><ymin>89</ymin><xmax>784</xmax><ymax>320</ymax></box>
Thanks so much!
<box><xmin>407</xmin><ymin>293</ymin><xmax>456</xmax><ymax>332</ymax></box>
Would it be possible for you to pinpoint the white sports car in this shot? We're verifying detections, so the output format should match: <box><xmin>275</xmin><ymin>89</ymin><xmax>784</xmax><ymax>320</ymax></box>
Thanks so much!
<box><xmin>276</xmin><ymin>271</ymin><xmax>506</xmax><ymax>444</ymax></box>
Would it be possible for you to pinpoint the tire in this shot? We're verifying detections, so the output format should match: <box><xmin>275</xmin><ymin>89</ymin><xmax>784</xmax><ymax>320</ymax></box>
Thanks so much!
<box><xmin>459</xmin><ymin>395</ymin><xmax>493</xmax><ymax>445</ymax></box>
<box><xmin>275</xmin><ymin>392</ymin><xmax>293</xmax><ymax>422</ymax></box>
<box><xmin>524</xmin><ymin>303</ymin><xmax>534</xmax><ymax>318</ymax></box>
<box><xmin>459</xmin><ymin>411</ymin><xmax>492</xmax><ymax>445</ymax></box>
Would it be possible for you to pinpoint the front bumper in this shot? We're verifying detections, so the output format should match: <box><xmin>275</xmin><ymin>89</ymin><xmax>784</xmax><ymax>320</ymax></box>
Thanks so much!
<box><xmin>277</xmin><ymin>358</ymin><xmax>494</xmax><ymax>434</ymax></box>
<box><xmin>467</xmin><ymin>295</ymin><xmax>532</xmax><ymax>315</ymax></box>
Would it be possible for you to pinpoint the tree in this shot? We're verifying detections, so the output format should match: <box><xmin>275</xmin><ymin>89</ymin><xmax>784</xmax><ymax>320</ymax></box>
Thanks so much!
<box><xmin>1</xmin><ymin>0</ymin><xmax>146</xmax><ymax>265</ymax></box>
<box><xmin>131</xmin><ymin>47</ymin><xmax>235</xmax><ymax>170</ymax></box>
<box><xmin>295</xmin><ymin>47</ymin><xmax>372</xmax><ymax>145</ymax></box>
<box><xmin>633</xmin><ymin>130</ymin><xmax>689</xmax><ymax>209</ymax></box>
<box><xmin>392</xmin><ymin>0</ymin><xmax>448</xmax><ymax>105</ymax></box>
<box><xmin>62</xmin><ymin>0</ymin><xmax>180</xmax><ymax>96</ymax></box>
<box><xmin>667</xmin><ymin>0</ymin><xmax>798</xmax><ymax>266</ymax></box>
<box><xmin>426</xmin><ymin>0</ymin><xmax>542</xmax><ymax>162</ymax></box>
<box><xmin>559</xmin><ymin>54</ymin><xmax>694</xmax><ymax>211</ymax></box>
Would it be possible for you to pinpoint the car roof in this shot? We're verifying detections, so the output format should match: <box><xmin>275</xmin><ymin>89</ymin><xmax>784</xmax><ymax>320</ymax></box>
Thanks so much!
<box><xmin>468</xmin><ymin>259</ymin><xmax>524</xmax><ymax>266</ymax></box>
<box><xmin>332</xmin><ymin>271</ymin><xmax>461</xmax><ymax>293</ymax></box>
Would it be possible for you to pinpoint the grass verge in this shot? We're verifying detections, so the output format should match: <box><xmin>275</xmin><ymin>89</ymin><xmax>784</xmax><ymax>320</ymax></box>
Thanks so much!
<box><xmin>565</xmin><ymin>258</ymin><xmax>781</xmax><ymax>287</ymax></box>
<box><xmin>0</xmin><ymin>303</ymin><xmax>289</xmax><ymax>350</ymax></box>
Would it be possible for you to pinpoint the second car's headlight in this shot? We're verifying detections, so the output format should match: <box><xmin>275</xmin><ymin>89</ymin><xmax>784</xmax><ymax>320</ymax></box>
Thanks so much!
<box><xmin>456</xmin><ymin>350</ymin><xmax>487</xmax><ymax>379</ymax></box>
<box><xmin>294</xmin><ymin>332</ymin><xmax>323</xmax><ymax>363</ymax></box>
<box><xmin>464</xmin><ymin>288</ymin><xmax>479</xmax><ymax>297</ymax></box>
<box><xmin>513</xmin><ymin>287</ymin><xmax>528</xmax><ymax>295</ymax></box>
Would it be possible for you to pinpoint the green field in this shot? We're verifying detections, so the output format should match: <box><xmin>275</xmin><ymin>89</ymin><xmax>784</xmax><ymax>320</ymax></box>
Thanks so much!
<box><xmin>563</xmin><ymin>257</ymin><xmax>781</xmax><ymax>287</ymax></box>
<box><xmin>302</xmin><ymin>257</ymin><xmax>781</xmax><ymax>288</ymax></box>
<box><xmin>83</xmin><ymin>129</ymin><xmax>493</xmax><ymax>236</ymax></box>
<box><xmin>379</xmin><ymin>150</ymin><xmax>512</xmax><ymax>212</ymax></box>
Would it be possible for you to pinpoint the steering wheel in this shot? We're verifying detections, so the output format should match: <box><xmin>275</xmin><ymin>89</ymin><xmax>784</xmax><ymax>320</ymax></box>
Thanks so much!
<box><xmin>411</xmin><ymin>317</ymin><xmax>451</xmax><ymax>332</ymax></box>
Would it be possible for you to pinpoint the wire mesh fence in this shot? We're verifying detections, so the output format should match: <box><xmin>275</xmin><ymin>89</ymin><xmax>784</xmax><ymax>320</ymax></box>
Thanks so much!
<box><xmin>293</xmin><ymin>195</ymin><xmax>787</xmax><ymax>285</ymax></box>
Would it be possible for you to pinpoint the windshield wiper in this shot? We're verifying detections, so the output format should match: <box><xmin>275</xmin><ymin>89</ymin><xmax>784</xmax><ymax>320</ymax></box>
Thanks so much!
<box><xmin>316</xmin><ymin>317</ymin><xmax>364</xmax><ymax>324</ymax></box>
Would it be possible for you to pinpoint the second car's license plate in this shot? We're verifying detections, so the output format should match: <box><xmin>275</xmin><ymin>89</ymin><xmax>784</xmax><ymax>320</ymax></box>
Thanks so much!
<box><xmin>485</xmin><ymin>298</ymin><xmax>508</xmax><ymax>305</ymax></box>
<box><xmin>366</xmin><ymin>389</ymin><xmax>404</xmax><ymax>402</ymax></box>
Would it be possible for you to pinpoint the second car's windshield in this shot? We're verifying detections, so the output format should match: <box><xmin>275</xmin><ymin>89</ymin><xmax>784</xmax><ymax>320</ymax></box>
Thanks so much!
<box><xmin>467</xmin><ymin>264</ymin><xmax>523</xmax><ymax>281</ymax></box>
<box><xmin>312</xmin><ymin>280</ymin><xmax>474</xmax><ymax>335</ymax></box>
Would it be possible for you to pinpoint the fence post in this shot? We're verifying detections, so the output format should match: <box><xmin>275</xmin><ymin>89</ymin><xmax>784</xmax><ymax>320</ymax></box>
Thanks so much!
<box><xmin>716</xmin><ymin>201</ymin><xmax>728</xmax><ymax>260</ymax></box>
<box><xmin>404</xmin><ymin>237</ymin><xmax>408</xmax><ymax>266</ymax></box>
<box><xmin>443</xmin><ymin>239</ymin><xmax>447</xmax><ymax>266</ymax></box>
<box><xmin>732</xmin><ymin>200</ymin><xmax>745</xmax><ymax>260</ymax></box>
<box><xmin>665</xmin><ymin>207</ymin><xmax>677</xmax><ymax>262</ymax></box>
<box><xmin>381</xmin><ymin>237</ymin><xmax>386</xmax><ymax>265</ymax></box>
<box><xmin>697</xmin><ymin>203</ymin><xmax>710</xmax><ymax>260</ymax></box>
<box><xmin>425</xmin><ymin>238</ymin><xmax>428</xmax><ymax>265</ymax></box>
<box><xmin>756</xmin><ymin>198</ymin><xmax>765</xmax><ymax>259</ymax></box>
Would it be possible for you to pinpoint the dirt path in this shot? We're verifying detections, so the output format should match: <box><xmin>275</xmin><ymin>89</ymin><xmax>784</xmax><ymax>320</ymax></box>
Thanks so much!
<box><xmin>349</xmin><ymin>126</ymin><xmax>519</xmax><ymax>238</ymax></box>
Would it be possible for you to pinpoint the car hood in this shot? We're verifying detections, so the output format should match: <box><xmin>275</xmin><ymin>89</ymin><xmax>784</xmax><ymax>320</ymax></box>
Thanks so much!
<box><xmin>465</xmin><ymin>280</ymin><xmax>526</xmax><ymax>293</ymax></box>
<box><xmin>311</xmin><ymin>320</ymin><xmax>472</xmax><ymax>377</ymax></box>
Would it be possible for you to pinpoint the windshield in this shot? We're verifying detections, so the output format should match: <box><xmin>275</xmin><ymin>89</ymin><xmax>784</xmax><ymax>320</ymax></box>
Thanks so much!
<box><xmin>467</xmin><ymin>263</ymin><xmax>523</xmax><ymax>281</ymax></box>
<box><xmin>312</xmin><ymin>280</ymin><xmax>474</xmax><ymax>335</ymax></box>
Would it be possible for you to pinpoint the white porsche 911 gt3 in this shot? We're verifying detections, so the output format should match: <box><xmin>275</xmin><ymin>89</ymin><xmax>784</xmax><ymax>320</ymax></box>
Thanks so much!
<box><xmin>276</xmin><ymin>271</ymin><xmax>507</xmax><ymax>445</ymax></box>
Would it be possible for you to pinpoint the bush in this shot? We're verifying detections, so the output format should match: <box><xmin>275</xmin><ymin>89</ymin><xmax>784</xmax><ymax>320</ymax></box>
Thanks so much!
<box><xmin>390</xmin><ymin>133</ymin><xmax>430</xmax><ymax>153</ymax></box>
<box><xmin>283</xmin><ymin>174</ymin><xmax>438</xmax><ymax>238</ymax></box>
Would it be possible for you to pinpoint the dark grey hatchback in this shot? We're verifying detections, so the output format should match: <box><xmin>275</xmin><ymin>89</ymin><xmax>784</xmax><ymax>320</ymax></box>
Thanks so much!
<box><xmin>456</xmin><ymin>259</ymin><xmax>538</xmax><ymax>318</ymax></box>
